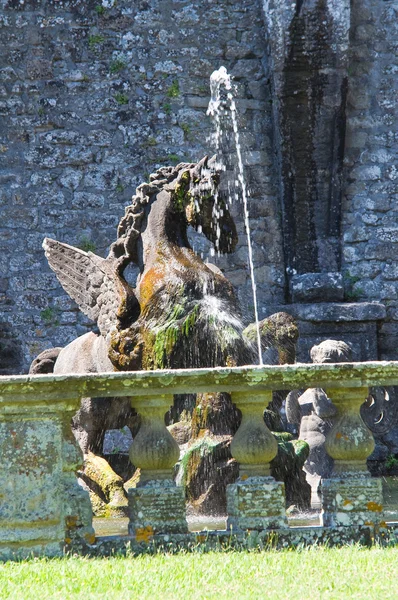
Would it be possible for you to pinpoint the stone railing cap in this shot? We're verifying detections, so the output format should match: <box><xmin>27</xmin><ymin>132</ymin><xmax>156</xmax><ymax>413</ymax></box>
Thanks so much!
<box><xmin>2</xmin><ymin>361</ymin><xmax>398</xmax><ymax>402</ymax></box>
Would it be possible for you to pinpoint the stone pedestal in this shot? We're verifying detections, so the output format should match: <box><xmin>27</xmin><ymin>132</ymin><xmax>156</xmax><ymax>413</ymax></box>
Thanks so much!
<box><xmin>128</xmin><ymin>394</ymin><xmax>188</xmax><ymax>536</ymax></box>
<box><xmin>227</xmin><ymin>477</ymin><xmax>287</xmax><ymax>530</ymax></box>
<box><xmin>321</xmin><ymin>386</ymin><xmax>383</xmax><ymax>527</ymax></box>
<box><xmin>227</xmin><ymin>391</ymin><xmax>287</xmax><ymax>530</ymax></box>
<box><xmin>0</xmin><ymin>394</ymin><xmax>94</xmax><ymax>559</ymax></box>
<box><xmin>128</xmin><ymin>480</ymin><xmax>187</xmax><ymax>537</ymax></box>
<box><xmin>322</xmin><ymin>477</ymin><xmax>383</xmax><ymax>527</ymax></box>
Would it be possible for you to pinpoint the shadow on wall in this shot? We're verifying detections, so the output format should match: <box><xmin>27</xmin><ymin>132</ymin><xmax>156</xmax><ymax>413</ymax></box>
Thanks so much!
<box><xmin>0</xmin><ymin>322</ymin><xmax>22</xmax><ymax>375</ymax></box>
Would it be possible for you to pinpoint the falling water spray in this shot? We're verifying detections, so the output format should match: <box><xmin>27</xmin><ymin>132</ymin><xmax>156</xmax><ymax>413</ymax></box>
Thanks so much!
<box><xmin>207</xmin><ymin>66</ymin><xmax>263</xmax><ymax>366</ymax></box>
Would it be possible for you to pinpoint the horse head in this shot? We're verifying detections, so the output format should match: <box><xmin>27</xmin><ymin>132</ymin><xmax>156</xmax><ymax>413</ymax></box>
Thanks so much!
<box><xmin>108</xmin><ymin>156</ymin><xmax>238</xmax><ymax>271</ymax></box>
<box><xmin>176</xmin><ymin>155</ymin><xmax>238</xmax><ymax>254</ymax></box>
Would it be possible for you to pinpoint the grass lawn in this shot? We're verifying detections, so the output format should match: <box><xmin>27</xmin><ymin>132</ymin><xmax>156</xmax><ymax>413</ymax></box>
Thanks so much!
<box><xmin>0</xmin><ymin>546</ymin><xmax>396</xmax><ymax>600</ymax></box>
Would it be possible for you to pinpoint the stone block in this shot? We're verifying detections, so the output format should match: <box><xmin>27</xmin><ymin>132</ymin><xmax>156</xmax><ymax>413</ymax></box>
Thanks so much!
<box><xmin>26</xmin><ymin>59</ymin><xmax>53</xmax><ymax>80</ymax></box>
<box><xmin>321</xmin><ymin>476</ymin><xmax>383</xmax><ymax>527</ymax></box>
<box><xmin>226</xmin><ymin>477</ymin><xmax>287</xmax><ymax>531</ymax></box>
<box><xmin>290</xmin><ymin>272</ymin><xmax>344</xmax><ymax>303</ymax></box>
<box><xmin>103</xmin><ymin>427</ymin><xmax>133</xmax><ymax>454</ymax></box>
<box><xmin>296</xmin><ymin>323</ymin><xmax>378</xmax><ymax>362</ymax></box>
<box><xmin>0</xmin><ymin>417</ymin><xmax>66</xmax><ymax>558</ymax></box>
<box><xmin>351</xmin><ymin>165</ymin><xmax>381</xmax><ymax>181</ymax></box>
<box><xmin>242</xmin><ymin>150</ymin><xmax>271</xmax><ymax>167</ymax></box>
<box><xmin>279</xmin><ymin>302</ymin><xmax>386</xmax><ymax>323</ymax></box>
<box><xmin>0</xmin><ymin>388</ymin><xmax>95</xmax><ymax>559</ymax></box>
<box><xmin>263</xmin><ymin>302</ymin><xmax>384</xmax><ymax>361</ymax></box>
<box><xmin>231</xmin><ymin>59</ymin><xmax>262</xmax><ymax>79</ymax></box>
<box><xmin>0</xmin><ymin>419</ymin><xmax>63</xmax><ymax>533</ymax></box>
<box><xmin>185</xmin><ymin>96</ymin><xmax>209</xmax><ymax>109</ymax></box>
<box><xmin>364</xmin><ymin>241</ymin><xmax>398</xmax><ymax>261</ymax></box>
<box><xmin>128</xmin><ymin>482</ymin><xmax>188</xmax><ymax>536</ymax></box>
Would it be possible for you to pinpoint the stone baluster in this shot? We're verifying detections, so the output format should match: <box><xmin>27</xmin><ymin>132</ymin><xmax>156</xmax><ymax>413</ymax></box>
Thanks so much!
<box><xmin>226</xmin><ymin>391</ymin><xmax>287</xmax><ymax>531</ymax></box>
<box><xmin>128</xmin><ymin>394</ymin><xmax>188</xmax><ymax>537</ymax></box>
<box><xmin>321</xmin><ymin>386</ymin><xmax>383</xmax><ymax>528</ymax></box>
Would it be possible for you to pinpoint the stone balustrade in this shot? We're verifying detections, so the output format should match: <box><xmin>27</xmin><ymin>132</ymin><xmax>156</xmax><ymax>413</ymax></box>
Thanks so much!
<box><xmin>1</xmin><ymin>361</ymin><xmax>398</xmax><ymax>558</ymax></box>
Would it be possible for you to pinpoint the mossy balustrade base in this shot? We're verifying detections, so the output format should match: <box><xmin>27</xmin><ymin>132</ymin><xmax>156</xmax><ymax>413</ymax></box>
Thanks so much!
<box><xmin>4</xmin><ymin>523</ymin><xmax>398</xmax><ymax>561</ymax></box>
<box><xmin>66</xmin><ymin>525</ymin><xmax>398</xmax><ymax>558</ymax></box>
<box><xmin>2</xmin><ymin>361</ymin><xmax>398</xmax><ymax>560</ymax></box>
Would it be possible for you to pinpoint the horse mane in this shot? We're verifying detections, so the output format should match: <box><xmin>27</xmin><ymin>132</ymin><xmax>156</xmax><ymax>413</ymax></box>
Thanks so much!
<box><xmin>108</xmin><ymin>162</ymin><xmax>196</xmax><ymax>269</ymax></box>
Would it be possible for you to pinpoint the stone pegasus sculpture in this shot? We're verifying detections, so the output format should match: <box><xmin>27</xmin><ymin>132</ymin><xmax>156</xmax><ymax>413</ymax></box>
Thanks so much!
<box><xmin>30</xmin><ymin>156</ymin><xmax>299</xmax><ymax>513</ymax></box>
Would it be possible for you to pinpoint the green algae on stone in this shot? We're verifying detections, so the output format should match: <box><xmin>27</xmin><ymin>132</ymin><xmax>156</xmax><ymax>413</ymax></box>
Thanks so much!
<box><xmin>82</xmin><ymin>452</ymin><xmax>128</xmax><ymax>517</ymax></box>
<box><xmin>146</xmin><ymin>303</ymin><xmax>201</xmax><ymax>369</ymax></box>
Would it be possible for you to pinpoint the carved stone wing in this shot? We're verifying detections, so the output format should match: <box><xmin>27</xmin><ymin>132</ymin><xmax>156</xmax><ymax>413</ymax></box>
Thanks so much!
<box><xmin>43</xmin><ymin>238</ymin><xmax>139</xmax><ymax>336</ymax></box>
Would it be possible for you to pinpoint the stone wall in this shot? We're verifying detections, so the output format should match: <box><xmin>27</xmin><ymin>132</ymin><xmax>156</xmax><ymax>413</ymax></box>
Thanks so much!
<box><xmin>1</xmin><ymin>0</ymin><xmax>398</xmax><ymax>373</ymax></box>
<box><xmin>0</xmin><ymin>0</ymin><xmax>285</xmax><ymax>373</ymax></box>
<box><xmin>342</xmin><ymin>0</ymin><xmax>398</xmax><ymax>360</ymax></box>
<box><xmin>260</xmin><ymin>0</ymin><xmax>397</xmax><ymax>363</ymax></box>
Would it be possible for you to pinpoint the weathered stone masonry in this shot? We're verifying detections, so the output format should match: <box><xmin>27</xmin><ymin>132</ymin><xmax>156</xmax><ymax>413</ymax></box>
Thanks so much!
<box><xmin>0</xmin><ymin>0</ymin><xmax>397</xmax><ymax>373</ymax></box>
<box><xmin>342</xmin><ymin>0</ymin><xmax>398</xmax><ymax>360</ymax></box>
<box><xmin>0</xmin><ymin>0</ymin><xmax>284</xmax><ymax>373</ymax></box>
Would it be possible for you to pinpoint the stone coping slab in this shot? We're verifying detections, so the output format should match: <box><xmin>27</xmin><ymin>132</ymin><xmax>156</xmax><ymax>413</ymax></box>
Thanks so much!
<box><xmin>2</xmin><ymin>362</ymin><xmax>398</xmax><ymax>402</ymax></box>
<box><xmin>264</xmin><ymin>302</ymin><xmax>386</xmax><ymax>323</ymax></box>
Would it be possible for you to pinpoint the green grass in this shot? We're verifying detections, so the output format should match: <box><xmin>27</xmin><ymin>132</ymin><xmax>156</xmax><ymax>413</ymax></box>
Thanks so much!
<box><xmin>181</xmin><ymin>122</ymin><xmax>191</xmax><ymax>139</ymax></box>
<box><xmin>78</xmin><ymin>236</ymin><xmax>97</xmax><ymax>253</ymax></box>
<box><xmin>166</xmin><ymin>79</ymin><xmax>180</xmax><ymax>98</ymax></box>
<box><xmin>114</xmin><ymin>93</ymin><xmax>129</xmax><ymax>105</ymax></box>
<box><xmin>110</xmin><ymin>59</ymin><xmax>126</xmax><ymax>74</ymax></box>
<box><xmin>386</xmin><ymin>454</ymin><xmax>398</xmax><ymax>470</ymax></box>
<box><xmin>0</xmin><ymin>546</ymin><xmax>397</xmax><ymax>599</ymax></box>
<box><xmin>88</xmin><ymin>34</ymin><xmax>105</xmax><ymax>49</ymax></box>
<box><xmin>162</xmin><ymin>102</ymin><xmax>172</xmax><ymax>115</ymax></box>
<box><xmin>159</xmin><ymin>153</ymin><xmax>180</xmax><ymax>164</ymax></box>
<box><xmin>40</xmin><ymin>307</ymin><xmax>60</xmax><ymax>326</ymax></box>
